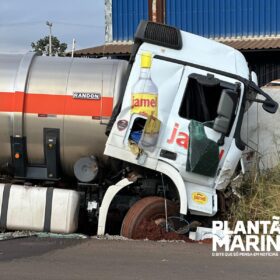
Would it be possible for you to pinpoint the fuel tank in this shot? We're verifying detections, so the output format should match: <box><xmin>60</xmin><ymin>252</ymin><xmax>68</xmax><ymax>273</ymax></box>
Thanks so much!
<box><xmin>0</xmin><ymin>53</ymin><xmax>128</xmax><ymax>176</ymax></box>
<box><xmin>0</xmin><ymin>183</ymin><xmax>80</xmax><ymax>233</ymax></box>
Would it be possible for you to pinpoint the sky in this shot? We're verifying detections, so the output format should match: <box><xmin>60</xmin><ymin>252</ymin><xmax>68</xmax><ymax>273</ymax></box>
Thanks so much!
<box><xmin>0</xmin><ymin>0</ymin><xmax>105</xmax><ymax>54</ymax></box>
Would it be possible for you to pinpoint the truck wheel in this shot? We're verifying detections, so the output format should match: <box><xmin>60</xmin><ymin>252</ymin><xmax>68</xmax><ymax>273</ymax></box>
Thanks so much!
<box><xmin>121</xmin><ymin>196</ymin><xmax>178</xmax><ymax>239</ymax></box>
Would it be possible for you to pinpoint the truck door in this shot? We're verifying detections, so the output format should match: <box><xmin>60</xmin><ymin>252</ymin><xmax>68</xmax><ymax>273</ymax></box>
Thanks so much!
<box><xmin>161</xmin><ymin>67</ymin><xmax>242</xmax><ymax>214</ymax></box>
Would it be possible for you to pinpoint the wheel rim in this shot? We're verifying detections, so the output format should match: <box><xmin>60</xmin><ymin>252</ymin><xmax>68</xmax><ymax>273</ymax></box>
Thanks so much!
<box><xmin>121</xmin><ymin>196</ymin><xmax>178</xmax><ymax>240</ymax></box>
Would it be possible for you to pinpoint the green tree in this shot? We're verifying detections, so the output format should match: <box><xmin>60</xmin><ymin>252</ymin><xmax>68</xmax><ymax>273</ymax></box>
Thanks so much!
<box><xmin>31</xmin><ymin>36</ymin><xmax>67</xmax><ymax>56</ymax></box>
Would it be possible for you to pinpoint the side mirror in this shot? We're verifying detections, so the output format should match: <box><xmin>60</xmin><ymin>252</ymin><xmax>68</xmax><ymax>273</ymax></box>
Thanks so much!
<box><xmin>262</xmin><ymin>99</ymin><xmax>278</xmax><ymax>114</ymax></box>
<box><xmin>248</xmin><ymin>80</ymin><xmax>278</xmax><ymax>114</ymax></box>
<box><xmin>246</xmin><ymin>97</ymin><xmax>278</xmax><ymax>114</ymax></box>
<box><xmin>213</xmin><ymin>90</ymin><xmax>237</xmax><ymax>135</ymax></box>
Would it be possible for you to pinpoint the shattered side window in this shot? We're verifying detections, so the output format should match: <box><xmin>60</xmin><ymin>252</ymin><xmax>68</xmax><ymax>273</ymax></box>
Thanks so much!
<box><xmin>179</xmin><ymin>77</ymin><xmax>223</xmax><ymax>123</ymax></box>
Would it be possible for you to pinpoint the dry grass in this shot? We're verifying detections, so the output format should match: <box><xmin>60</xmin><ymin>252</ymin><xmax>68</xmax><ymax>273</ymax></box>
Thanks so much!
<box><xmin>228</xmin><ymin>165</ymin><xmax>280</xmax><ymax>226</ymax></box>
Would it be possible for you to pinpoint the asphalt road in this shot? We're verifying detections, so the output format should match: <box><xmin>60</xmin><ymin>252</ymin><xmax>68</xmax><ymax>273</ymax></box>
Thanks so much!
<box><xmin>0</xmin><ymin>237</ymin><xmax>279</xmax><ymax>280</ymax></box>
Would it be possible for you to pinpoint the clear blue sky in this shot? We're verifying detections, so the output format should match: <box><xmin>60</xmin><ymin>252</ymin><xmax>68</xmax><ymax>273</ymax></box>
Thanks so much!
<box><xmin>0</xmin><ymin>0</ymin><xmax>105</xmax><ymax>53</ymax></box>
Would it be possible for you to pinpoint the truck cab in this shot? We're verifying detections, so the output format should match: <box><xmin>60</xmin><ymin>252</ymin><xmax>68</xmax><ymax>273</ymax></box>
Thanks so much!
<box><xmin>104</xmin><ymin>21</ymin><xmax>277</xmax><ymax>221</ymax></box>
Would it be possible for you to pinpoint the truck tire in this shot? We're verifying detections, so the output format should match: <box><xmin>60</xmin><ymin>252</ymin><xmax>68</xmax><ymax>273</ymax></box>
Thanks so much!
<box><xmin>121</xmin><ymin>196</ymin><xmax>178</xmax><ymax>239</ymax></box>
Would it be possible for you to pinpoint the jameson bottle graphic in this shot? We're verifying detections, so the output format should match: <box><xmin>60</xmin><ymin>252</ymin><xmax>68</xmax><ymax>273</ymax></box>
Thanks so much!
<box><xmin>131</xmin><ymin>52</ymin><xmax>158</xmax><ymax>117</ymax></box>
<box><xmin>131</xmin><ymin>52</ymin><xmax>160</xmax><ymax>150</ymax></box>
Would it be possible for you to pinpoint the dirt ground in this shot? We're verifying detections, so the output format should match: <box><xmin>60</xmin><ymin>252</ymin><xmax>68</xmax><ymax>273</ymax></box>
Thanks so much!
<box><xmin>0</xmin><ymin>237</ymin><xmax>280</xmax><ymax>280</ymax></box>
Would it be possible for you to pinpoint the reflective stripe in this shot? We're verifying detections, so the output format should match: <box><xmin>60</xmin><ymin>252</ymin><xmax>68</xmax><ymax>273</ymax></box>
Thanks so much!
<box><xmin>0</xmin><ymin>92</ymin><xmax>113</xmax><ymax>117</ymax></box>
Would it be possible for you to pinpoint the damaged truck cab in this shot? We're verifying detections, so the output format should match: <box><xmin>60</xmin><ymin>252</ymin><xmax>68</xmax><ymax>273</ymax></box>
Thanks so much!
<box><xmin>101</xmin><ymin>21</ymin><xmax>278</xmax><ymax>233</ymax></box>
<box><xmin>0</xmin><ymin>21</ymin><xmax>277</xmax><ymax>237</ymax></box>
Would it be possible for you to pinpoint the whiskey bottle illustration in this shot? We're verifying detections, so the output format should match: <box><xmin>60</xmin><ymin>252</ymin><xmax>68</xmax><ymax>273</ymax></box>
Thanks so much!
<box><xmin>131</xmin><ymin>52</ymin><xmax>160</xmax><ymax>149</ymax></box>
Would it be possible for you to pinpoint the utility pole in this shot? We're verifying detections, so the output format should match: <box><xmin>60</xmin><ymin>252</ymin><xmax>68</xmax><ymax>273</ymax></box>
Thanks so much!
<box><xmin>46</xmin><ymin>21</ymin><xmax>53</xmax><ymax>56</ymax></box>
<box><xmin>71</xmin><ymin>38</ymin><xmax>76</xmax><ymax>58</ymax></box>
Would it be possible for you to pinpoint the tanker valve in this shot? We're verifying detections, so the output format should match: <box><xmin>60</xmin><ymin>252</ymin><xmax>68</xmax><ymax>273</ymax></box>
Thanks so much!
<box><xmin>14</xmin><ymin>153</ymin><xmax>21</xmax><ymax>159</ymax></box>
<box><xmin>47</xmin><ymin>140</ymin><xmax>55</xmax><ymax>149</ymax></box>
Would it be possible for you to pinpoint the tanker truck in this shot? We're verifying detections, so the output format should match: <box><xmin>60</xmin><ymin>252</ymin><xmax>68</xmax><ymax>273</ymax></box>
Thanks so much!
<box><xmin>0</xmin><ymin>21</ymin><xmax>278</xmax><ymax>238</ymax></box>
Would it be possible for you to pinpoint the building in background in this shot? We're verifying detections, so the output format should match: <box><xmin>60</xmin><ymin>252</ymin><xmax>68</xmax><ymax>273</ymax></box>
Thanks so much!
<box><xmin>75</xmin><ymin>0</ymin><xmax>280</xmax><ymax>86</ymax></box>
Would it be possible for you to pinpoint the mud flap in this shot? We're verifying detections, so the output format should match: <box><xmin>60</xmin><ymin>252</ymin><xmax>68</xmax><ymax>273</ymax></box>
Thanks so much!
<box><xmin>186</xmin><ymin>120</ymin><xmax>219</xmax><ymax>177</ymax></box>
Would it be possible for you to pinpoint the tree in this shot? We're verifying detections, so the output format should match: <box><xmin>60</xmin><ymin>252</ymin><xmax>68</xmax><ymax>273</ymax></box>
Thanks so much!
<box><xmin>31</xmin><ymin>36</ymin><xmax>67</xmax><ymax>56</ymax></box>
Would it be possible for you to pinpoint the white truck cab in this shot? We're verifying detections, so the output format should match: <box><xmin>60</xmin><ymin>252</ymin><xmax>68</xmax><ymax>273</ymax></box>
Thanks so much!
<box><xmin>103</xmin><ymin>21</ymin><xmax>278</xmax><ymax>228</ymax></box>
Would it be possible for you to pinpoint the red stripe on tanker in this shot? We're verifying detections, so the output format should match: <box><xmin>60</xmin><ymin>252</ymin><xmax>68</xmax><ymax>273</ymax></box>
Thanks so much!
<box><xmin>0</xmin><ymin>91</ymin><xmax>113</xmax><ymax>117</ymax></box>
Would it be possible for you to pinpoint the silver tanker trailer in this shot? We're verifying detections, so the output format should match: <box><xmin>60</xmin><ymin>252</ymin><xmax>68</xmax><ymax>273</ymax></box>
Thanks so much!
<box><xmin>0</xmin><ymin>21</ymin><xmax>278</xmax><ymax>238</ymax></box>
